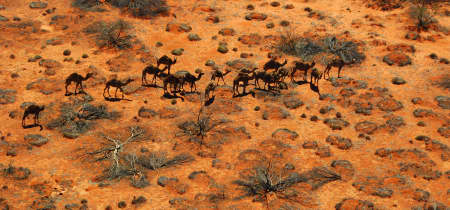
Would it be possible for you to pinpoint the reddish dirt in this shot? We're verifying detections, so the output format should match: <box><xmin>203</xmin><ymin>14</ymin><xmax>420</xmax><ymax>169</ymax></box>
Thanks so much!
<box><xmin>0</xmin><ymin>0</ymin><xmax>449</xmax><ymax>209</ymax></box>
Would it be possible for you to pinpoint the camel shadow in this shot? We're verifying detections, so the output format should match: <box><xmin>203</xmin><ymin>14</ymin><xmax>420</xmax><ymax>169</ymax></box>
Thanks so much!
<box><xmin>142</xmin><ymin>84</ymin><xmax>162</xmax><ymax>88</ymax></box>
<box><xmin>204</xmin><ymin>95</ymin><xmax>215</xmax><ymax>106</ymax></box>
<box><xmin>233</xmin><ymin>90</ymin><xmax>255</xmax><ymax>98</ymax></box>
<box><xmin>309</xmin><ymin>82</ymin><xmax>321</xmax><ymax>97</ymax></box>
<box><xmin>104</xmin><ymin>97</ymin><xmax>132</xmax><ymax>102</ymax></box>
<box><xmin>65</xmin><ymin>91</ymin><xmax>88</xmax><ymax>96</ymax></box>
<box><xmin>23</xmin><ymin>124</ymin><xmax>43</xmax><ymax>131</ymax></box>
<box><xmin>293</xmin><ymin>80</ymin><xmax>309</xmax><ymax>86</ymax></box>
<box><xmin>162</xmin><ymin>93</ymin><xmax>185</xmax><ymax>102</ymax></box>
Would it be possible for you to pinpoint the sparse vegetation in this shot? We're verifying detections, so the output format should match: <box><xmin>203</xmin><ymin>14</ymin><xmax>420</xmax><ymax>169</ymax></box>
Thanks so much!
<box><xmin>409</xmin><ymin>5</ymin><xmax>434</xmax><ymax>32</ymax></box>
<box><xmin>274</xmin><ymin>28</ymin><xmax>365</xmax><ymax>64</ymax></box>
<box><xmin>137</xmin><ymin>152</ymin><xmax>194</xmax><ymax>170</ymax></box>
<box><xmin>233</xmin><ymin>162</ymin><xmax>306</xmax><ymax>203</ymax></box>
<box><xmin>108</xmin><ymin>0</ymin><xmax>169</xmax><ymax>18</ymax></box>
<box><xmin>83</xmin><ymin>20</ymin><xmax>134</xmax><ymax>50</ymax></box>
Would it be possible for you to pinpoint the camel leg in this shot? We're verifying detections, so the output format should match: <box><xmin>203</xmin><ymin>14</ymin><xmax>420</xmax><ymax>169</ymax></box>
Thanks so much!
<box><xmin>338</xmin><ymin>66</ymin><xmax>343</xmax><ymax>78</ymax></box>
<box><xmin>22</xmin><ymin>114</ymin><xmax>27</xmax><ymax>127</ymax></box>
<box><xmin>65</xmin><ymin>83</ymin><xmax>70</xmax><ymax>95</ymax></box>
<box><xmin>79</xmin><ymin>82</ymin><xmax>85</xmax><ymax>94</ymax></box>
<box><xmin>114</xmin><ymin>87</ymin><xmax>119</xmax><ymax>98</ymax></box>
<box><xmin>120</xmin><ymin>88</ymin><xmax>124</xmax><ymax>99</ymax></box>
<box><xmin>221</xmin><ymin>77</ymin><xmax>225</xmax><ymax>85</ymax></box>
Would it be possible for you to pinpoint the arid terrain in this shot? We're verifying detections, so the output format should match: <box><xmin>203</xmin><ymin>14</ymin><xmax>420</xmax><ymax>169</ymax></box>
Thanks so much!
<box><xmin>0</xmin><ymin>0</ymin><xmax>449</xmax><ymax>209</ymax></box>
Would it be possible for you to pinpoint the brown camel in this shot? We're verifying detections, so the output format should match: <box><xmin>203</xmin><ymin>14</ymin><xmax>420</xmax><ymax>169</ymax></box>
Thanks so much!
<box><xmin>211</xmin><ymin>69</ymin><xmax>232</xmax><ymax>85</ymax></box>
<box><xmin>65</xmin><ymin>72</ymin><xmax>94</xmax><ymax>96</ymax></box>
<box><xmin>157</xmin><ymin>55</ymin><xmax>177</xmax><ymax>75</ymax></box>
<box><xmin>22</xmin><ymin>104</ymin><xmax>45</xmax><ymax>131</ymax></box>
<box><xmin>204</xmin><ymin>82</ymin><xmax>216</xmax><ymax>101</ymax></box>
<box><xmin>310</xmin><ymin>68</ymin><xmax>323</xmax><ymax>87</ymax></box>
<box><xmin>174</xmin><ymin>69</ymin><xmax>205</xmax><ymax>92</ymax></box>
<box><xmin>323</xmin><ymin>58</ymin><xmax>356</xmax><ymax>79</ymax></box>
<box><xmin>291</xmin><ymin>61</ymin><xmax>315</xmax><ymax>82</ymax></box>
<box><xmin>103</xmin><ymin>78</ymin><xmax>134</xmax><ymax>99</ymax></box>
<box><xmin>263</xmin><ymin>58</ymin><xmax>288</xmax><ymax>72</ymax></box>
<box><xmin>142</xmin><ymin>65</ymin><xmax>164</xmax><ymax>86</ymax></box>
<box><xmin>233</xmin><ymin>70</ymin><xmax>256</xmax><ymax>96</ymax></box>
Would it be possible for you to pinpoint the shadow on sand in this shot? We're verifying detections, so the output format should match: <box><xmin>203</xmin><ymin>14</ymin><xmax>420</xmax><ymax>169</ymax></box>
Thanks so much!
<box><xmin>104</xmin><ymin>97</ymin><xmax>133</xmax><ymax>102</ymax></box>
<box><xmin>162</xmin><ymin>93</ymin><xmax>185</xmax><ymax>102</ymax></box>
<box><xmin>23</xmin><ymin>124</ymin><xmax>43</xmax><ymax>131</ymax></box>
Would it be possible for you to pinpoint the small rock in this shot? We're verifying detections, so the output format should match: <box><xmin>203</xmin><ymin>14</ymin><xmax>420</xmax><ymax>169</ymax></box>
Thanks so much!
<box><xmin>117</xmin><ymin>201</ymin><xmax>126</xmax><ymax>208</ymax></box>
<box><xmin>303</xmin><ymin>141</ymin><xmax>318</xmax><ymax>149</ymax></box>
<box><xmin>0</xmin><ymin>15</ymin><xmax>9</xmax><ymax>22</ymax></box>
<box><xmin>29</xmin><ymin>1</ymin><xmax>48</xmax><ymax>9</ymax></box>
<box><xmin>440</xmin><ymin>58</ymin><xmax>449</xmax><ymax>64</ymax></box>
<box><xmin>270</xmin><ymin>1</ymin><xmax>280</xmax><ymax>7</ymax></box>
<box><xmin>272</xmin><ymin>128</ymin><xmax>298</xmax><ymax>140</ymax></box>
<box><xmin>245</xmin><ymin>12</ymin><xmax>267</xmax><ymax>21</ymax></box>
<box><xmin>206</xmin><ymin>15</ymin><xmax>219</xmax><ymax>23</ymax></box>
<box><xmin>324</xmin><ymin>118</ymin><xmax>350</xmax><ymax>130</ymax></box>
<box><xmin>131</xmin><ymin>196</ymin><xmax>147</xmax><ymax>205</ymax></box>
<box><xmin>411</xmin><ymin>97</ymin><xmax>423</xmax><ymax>104</ymax></box>
<box><xmin>246</xmin><ymin>4</ymin><xmax>255</xmax><ymax>10</ymax></box>
<box><xmin>218</xmin><ymin>44</ymin><xmax>228</xmax><ymax>54</ymax></box>
<box><xmin>372</xmin><ymin>188</ymin><xmax>393</xmax><ymax>198</ymax></box>
<box><xmin>205</xmin><ymin>60</ymin><xmax>215</xmax><ymax>66</ymax></box>
<box><xmin>63</xmin><ymin>49</ymin><xmax>71</xmax><ymax>56</ymax></box>
<box><xmin>218</xmin><ymin>28</ymin><xmax>235</xmax><ymax>36</ymax></box>
<box><xmin>279</xmin><ymin>20</ymin><xmax>290</xmax><ymax>27</ymax></box>
<box><xmin>315</xmin><ymin>146</ymin><xmax>332</xmax><ymax>158</ymax></box>
<box><xmin>24</xmin><ymin>134</ymin><xmax>49</xmax><ymax>147</ymax></box>
<box><xmin>284</xmin><ymin>4</ymin><xmax>294</xmax><ymax>9</ymax></box>
<box><xmin>0</xmin><ymin>89</ymin><xmax>17</xmax><ymax>104</ymax></box>
<box><xmin>383</xmin><ymin>52</ymin><xmax>411</xmax><ymax>66</ymax></box>
<box><xmin>435</xmin><ymin>96</ymin><xmax>450</xmax><ymax>109</ymax></box>
<box><xmin>171</xmin><ymin>48</ymin><xmax>184</xmax><ymax>56</ymax></box>
<box><xmin>282</xmin><ymin>97</ymin><xmax>304</xmax><ymax>109</ymax></box>
<box><xmin>326</xmin><ymin>135</ymin><xmax>352</xmax><ymax>150</ymax></box>
<box><xmin>355</xmin><ymin>121</ymin><xmax>378</xmax><ymax>134</ymax></box>
<box><xmin>429</xmin><ymin>53</ymin><xmax>438</xmax><ymax>59</ymax></box>
<box><xmin>392</xmin><ymin>77</ymin><xmax>406</xmax><ymax>85</ymax></box>
<box><xmin>266</xmin><ymin>22</ymin><xmax>275</xmax><ymax>28</ymax></box>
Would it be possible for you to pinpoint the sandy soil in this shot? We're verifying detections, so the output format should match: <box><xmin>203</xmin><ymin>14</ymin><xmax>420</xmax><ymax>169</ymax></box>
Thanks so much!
<box><xmin>0</xmin><ymin>0</ymin><xmax>449</xmax><ymax>209</ymax></box>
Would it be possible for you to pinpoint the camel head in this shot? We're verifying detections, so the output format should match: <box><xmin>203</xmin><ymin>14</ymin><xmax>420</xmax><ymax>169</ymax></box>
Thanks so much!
<box><xmin>39</xmin><ymin>105</ymin><xmax>45</xmax><ymax>111</ymax></box>
<box><xmin>86</xmin><ymin>72</ymin><xmax>95</xmax><ymax>79</ymax></box>
<box><xmin>282</xmin><ymin>59</ymin><xmax>287</xmax><ymax>66</ymax></box>
<box><xmin>172</xmin><ymin>57</ymin><xmax>177</xmax><ymax>64</ymax></box>
<box><xmin>310</xmin><ymin>61</ymin><xmax>316</xmax><ymax>67</ymax></box>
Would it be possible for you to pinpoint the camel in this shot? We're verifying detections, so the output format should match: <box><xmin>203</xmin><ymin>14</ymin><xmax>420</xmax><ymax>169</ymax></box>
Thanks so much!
<box><xmin>22</xmin><ymin>104</ymin><xmax>45</xmax><ymax>131</ymax></box>
<box><xmin>310</xmin><ymin>68</ymin><xmax>323</xmax><ymax>87</ymax></box>
<box><xmin>103</xmin><ymin>78</ymin><xmax>134</xmax><ymax>99</ymax></box>
<box><xmin>157</xmin><ymin>55</ymin><xmax>177</xmax><ymax>74</ymax></box>
<box><xmin>323</xmin><ymin>57</ymin><xmax>356</xmax><ymax>79</ymax></box>
<box><xmin>142</xmin><ymin>65</ymin><xmax>163</xmax><ymax>86</ymax></box>
<box><xmin>263</xmin><ymin>58</ymin><xmax>287</xmax><ymax>72</ymax></box>
<box><xmin>211</xmin><ymin>69</ymin><xmax>232</xmax><ymax>85</ymax></box>
<box><xmin>161</xmin><ymin>73</ymin><xmax>182</xmax><ymax>95</ymax></box>
<box><xmin>233</xmin><ymin>71</ymin><xmax>256</xmax><ymax>96</ymax></box>
<box><xmin>277</xmin><ymin>68</ymin><xmax>289</xmax><ymax>83</ymax></box>
<box><xmin>204</xmin><ymin>82</ymin><xmax>216</xmax><ymax>101</ymax></box>
<box><xmin>291</xmin><ymin>61</ymin><xmax>315</xmax><ymax>82</ymax></box>
<box><xmin>65</xmin><ymin>72</ymin><xmax>94</xmax><ymax>96</ymax></box>
<box><xmin>174</xmin><ymin>69</ymin><xmax>205</xmax><ymax>92</ymax></box>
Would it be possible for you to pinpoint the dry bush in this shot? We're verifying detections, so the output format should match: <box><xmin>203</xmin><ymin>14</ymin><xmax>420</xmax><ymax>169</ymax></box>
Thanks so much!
<box><xmin>1</xmin><ymin>163</ymin><xmax>31</xmax><ymax>180</ymax></box>
<box><xmin>83</xmin><ymin>20</ymin><xmax>134</xmax><ymax>50</ymax></box>
<box><xmin>233</xmin><ymin>162</ymin><xmax>306</xmax><ymax>202</ymax></box>
<box><xmin>274</xmin><ymin>28</ymin><xmax>365</xmax><ymax>64</ymax></box>
<box><xmin>137</xmin><ymin>152</ymin><xmax>194</xmax><ymax>170</ymax></box>
<box><xmin>409</xmin><ymin>5</ymin><xmax>434</xmax><ymax>32</ymax></box>
<box><xmin>108</xmin><ymin>0</ymin><xmax>169</xmax><ymax>18</ymax></box>
<box><xmin>87</xmin><ymin>126</ymin><xmax>149</xmax><ymax>187</ymax></box>
<box><xmin>72</xmin><ymin>0</ymin><xmax>107</xmax><ymax>11</ymax></box>
<box><xmin>433</xmin><ymin>74</ymin><xmax>450</xmax><ymax>90</ymax></box>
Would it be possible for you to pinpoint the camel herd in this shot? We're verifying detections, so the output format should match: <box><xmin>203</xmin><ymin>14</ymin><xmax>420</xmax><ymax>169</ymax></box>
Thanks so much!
<box><xmin>22</xmin><ymin>54</ymin><xmax>355</xmax><ymax>131</ymax></box>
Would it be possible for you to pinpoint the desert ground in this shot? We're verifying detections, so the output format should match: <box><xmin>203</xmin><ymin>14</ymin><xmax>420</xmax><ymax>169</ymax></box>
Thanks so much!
<box><xmin>0</xmin><ymin>0</ymin><xmax>449</xmax><ymax>209</ymax></box>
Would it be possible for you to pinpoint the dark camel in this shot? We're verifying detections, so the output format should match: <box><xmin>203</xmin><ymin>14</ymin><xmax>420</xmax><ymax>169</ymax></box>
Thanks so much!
<box><xmin>157</xmin><ymin>55</ymin><xmax>177</xmax><ymax>75</ymax></box>
<box><xmin>255</xmin><ymin>70</ymin><xmax>282</xmax><ymax>90</ymax></box>
<box><xmin>161</xmin><ymin>73</ymin><xmax>182</xmax><ymax>95</ymax></box>
<box><xmin>175</xmin><ymin>70</ymin><xmax>205</xmax><ymax>92</ymax></box>
<box><xmin>204</xmin><ymin>82</ymin><xmax>216</xmax><ymax>101</ymax></box>
<box><xmin>65</xmin><ymin>72</ymin><xmax>94</xmax><ymax>96</ymax></box>
<box><xmin>233</xmin><ymin>70</ymin><xmax>256</xmax><ymax>96</ymax></box>
<box><xmin>142</xmin><ymin>65</ymin><xmax>163</xmax><ymax>86</ymax></box>
<box><xmin>22</xmin><ymin>104</ymin><xmax>45</xmax><ymax>131</ymax></box>
<box><xmin>291</xmin><ymin>61</ymin><xmax>315</xmax><ymax>82</ymax></box>
<box><xmin>211</xmin><ymin>69</ymin><xmax>232</xmax><ymax>85</ymax></box>
<box><xmin>323</xmin><ymin>58</ymin><xmax>356</xmax><ymax>79</ymax></box>
<box><xmin>263</xmin><ymin>58</ymin><xmax>287</xmax><ymax>72</ymax></box>
<box><xmin>310</xmin><ymin>68</ymin><xmax>323</xmax><ymax>87</ymax></box>
<box><xmin>103</xmin><ymin>78</ymin><xmax>134</xmax><ymax>99</ymax></box>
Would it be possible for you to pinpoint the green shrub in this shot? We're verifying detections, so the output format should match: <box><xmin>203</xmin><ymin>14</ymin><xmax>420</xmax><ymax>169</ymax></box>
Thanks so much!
<box><xmin>72</xmin><ymin>0</ymin><xmax>107</xmax><ymax>11</ymax></box>
<box><xmin>321</xmin><ymin>36</ymin><xmax>365</xmax><ymax>64</ymax></box>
